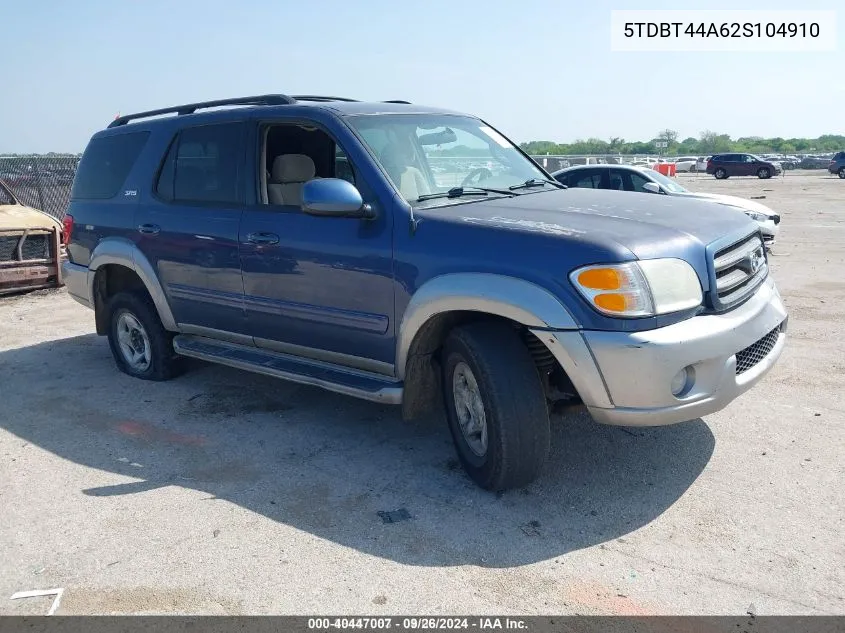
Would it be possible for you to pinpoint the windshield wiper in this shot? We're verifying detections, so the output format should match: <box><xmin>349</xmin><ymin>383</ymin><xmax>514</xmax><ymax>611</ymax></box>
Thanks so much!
<box><xmin>417</xmin><ymin>186</ymin><xmax>515</xmax><ymax>202</ymax></box>
<box><xmin>509</xmin><ymin>178</ymin><xmax>567</xmax><ymax>191</ymax></box>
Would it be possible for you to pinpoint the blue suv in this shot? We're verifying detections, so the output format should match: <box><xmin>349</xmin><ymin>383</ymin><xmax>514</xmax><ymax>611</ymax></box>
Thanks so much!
<box><xmin>62</xmin><ymin>94</ymin><xmax>788</xmax><ymax>490</ymax></box>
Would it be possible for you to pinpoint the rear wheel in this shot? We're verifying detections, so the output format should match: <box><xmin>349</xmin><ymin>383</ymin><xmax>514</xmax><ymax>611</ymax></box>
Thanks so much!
<box><xmin>839</xmin><ymin>167</ymin><xmax>845</xmax><ymax>179</ymax></box>
<box><xmin>757</xmin><ymin>167</ymin><xmax>771</xmax><ymax>179</ymax></box>
<box><xmin>106</xmin><ymin>291</ymin><xmax>183</xmax><ymax>381</ymax></box>
<box><xmin>441</xmin><ymin>322</ymin><xmax>550</xmax><ymax>491</ymax></box>
<box><xmin>714</xmin><ymin>168</ymin><xmax>727</xmax><ymax>179</ymax></box>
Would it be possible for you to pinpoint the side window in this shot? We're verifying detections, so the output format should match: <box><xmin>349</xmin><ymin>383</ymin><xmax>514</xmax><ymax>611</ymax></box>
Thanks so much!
<box><xmin>335</xmin><ymin>146</ymin><xmax>355</xmax><ymax>185</ymax></box>
<box><xmin>263</xmin><ymin>123</ymin><xmax>360</xmax><ymax>208</ymax></box>
<box><xmin>553</xmin><ymin>172</ymin><xmax>569</xmax><ymax>186</ymax></box>
<box><xmin>155</xmin><ymin>123</ymin><xmax>241</xmax><ymax>204</ymax></box>
<box><xmin>570</xmin><ymin>171</ymin><xmax>602</xmax><ymax>189</ymax></box>
<box><xmin>743</xmin><ymin>155</ymin><xmax>755</xmax><ymax>163</ymax></box>
<box><xmin>627</xmin><ymin>172</ymin><xmax>652</xmax><ymax>193</ymax></box>
<box><xmin>72</xmin><ymin>132</ymin><xmax>150</xmax><ymax>199</ymax></box>
<box><xmin>607</xmin><ymin>170</ymin><xmax>625</xmax><ymax>191</ymax></box>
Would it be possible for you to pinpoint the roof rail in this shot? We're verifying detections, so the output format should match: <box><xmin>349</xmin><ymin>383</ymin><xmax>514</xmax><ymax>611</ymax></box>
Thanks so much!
<box><xmin>108</xmin><ymin>94</ymin><xmax>297</xmax><ymax>128</ymax></box>
<box><xmin>292</xmin><ymin>95</ymin><xmax>359</xmax><ymax>102</ymax></box>
<box><xmin>383</xmin><ymin>100</ymin><xmax>412</xmax><ymax>104</ymax></box>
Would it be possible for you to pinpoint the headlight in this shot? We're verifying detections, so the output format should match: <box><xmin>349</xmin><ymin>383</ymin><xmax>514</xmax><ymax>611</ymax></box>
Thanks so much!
<box><xmin>570</xmin><ymin>259</ymin><xmax>702</xmax><ymax>318</ymax></box>
<box><xmin>745</xmin><ymin>211</ymin><xmax>768</xmax><ymax>222</ymax></box>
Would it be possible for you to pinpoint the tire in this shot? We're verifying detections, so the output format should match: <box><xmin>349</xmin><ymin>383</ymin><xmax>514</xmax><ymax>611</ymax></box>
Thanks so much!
<box><xmin>839</xmin><ymin>167</ymin><xmax>845</xmax><ymax>179</ymax></box>
<box><xmin>714</xmin><ymin>168</ymin><xmax>727</xmax><ymax>179</ymax></box>
<box><xmin>757</xmin><ymin>167</ymin><xmax>771</xmax><ymax>179</ymax></box>
<box><xmin>106</xmin><ymin>291</ymin><xmax>183</xmax><ymax>381</ymax></box>
<box><xmin>441</xmin><ymin>322</ymin><xmax>550</xmax><ymax>491</ymax></box>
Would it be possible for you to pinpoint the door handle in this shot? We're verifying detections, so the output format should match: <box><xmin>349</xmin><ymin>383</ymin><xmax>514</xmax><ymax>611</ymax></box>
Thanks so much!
<box><xmin>137</xmin><ymin>223</ymin><xmax>161</xmax><ymax>235</ymax></box>
<box><xmin>246</xmin><ymin>232</ymin><xmax>280</xmax><ymax>245</ymax></box>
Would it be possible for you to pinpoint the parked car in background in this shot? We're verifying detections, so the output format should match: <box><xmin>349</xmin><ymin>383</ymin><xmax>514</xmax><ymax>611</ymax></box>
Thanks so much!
<box><xmin>673</xmin><ymin>156</ymin><xmax>699</xmax><ymax>172</ymax></box>
<box><xmin>0</xmin><ymin>179</ymin><xmax>64</xmax><ymax>295</ymax></box>
<box><xmin>552</xmin><ymin>164</ymin><xmax>782</xmax><ymax>246</ymax></box>
<box><xmin>706</xmin><ymin>154</ymin><xmax>782</xmax><ymax>179</ymax></box>
<box><xmin>799</xmin><ymin>156</ymin><xmax>831</xmax><ymax>170</ymax></box>
<box><xmin>695</xmin><ymin>156</ymin><xmax>710</xmax><ymax>172</ymax></box>
<box><xmin>62</xmin><ymin>93</ymin><xmax>787</xmax><ymax>491</ymax></box>
<box><xmin>829</xmin><ymin>152</ymin><xmax>845</xmax><ymax>178</ymax></box>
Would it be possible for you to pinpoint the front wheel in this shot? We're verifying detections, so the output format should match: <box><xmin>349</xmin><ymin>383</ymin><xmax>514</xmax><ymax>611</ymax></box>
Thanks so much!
<box><xmin>441</xmin><ymin>322</ymin><xmax>550</xmax><ymax>491</ymax></box>
<box><xmin>839</xmin><ymin>167</ymin><xmax>845</xmax><ymax>179</ymax></box>
<box><xmin>714</xmin><ymin>168</ymin><xmax>727</xmax><ymax>179</ymax></box>
<box><xmin>757</xmin><ymin>167</ymin><xmax>771</xmax><ymax>179</ymax></box>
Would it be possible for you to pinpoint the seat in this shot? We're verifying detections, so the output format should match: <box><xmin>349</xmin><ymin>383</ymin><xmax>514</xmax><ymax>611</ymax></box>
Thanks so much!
<box><xmin>379</xmin><ymin>144</ymin><xmax>431</xmax><ymax>201</ymax></box>
<box><xmin>267</xmin><ymin>154</ymin><xmax>316</xmax><ymax>206</ymax></box>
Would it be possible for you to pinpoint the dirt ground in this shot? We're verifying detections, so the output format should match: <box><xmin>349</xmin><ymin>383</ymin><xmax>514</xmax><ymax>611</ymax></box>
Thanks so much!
<box><xmin>0</xmin><ymin>170</ymin><xmax>842</xmax><ymax>615</ymax></box>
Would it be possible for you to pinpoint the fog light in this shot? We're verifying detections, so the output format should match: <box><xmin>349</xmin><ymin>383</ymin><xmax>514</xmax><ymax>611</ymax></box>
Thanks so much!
<box><xmin>671</xmin><ymin>366</ymin><xmax>693</xmax><ymax>397</ymax></box>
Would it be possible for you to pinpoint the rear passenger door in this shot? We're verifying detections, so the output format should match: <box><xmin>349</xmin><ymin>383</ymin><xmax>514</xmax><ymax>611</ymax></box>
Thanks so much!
<box><xmin>135</xmin><ymin>122</ymin><xmax>248</xmax><ymax>337</ymax></box>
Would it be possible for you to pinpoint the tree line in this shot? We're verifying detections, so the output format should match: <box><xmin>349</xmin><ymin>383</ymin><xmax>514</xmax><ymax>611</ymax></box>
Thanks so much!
<box><xmin>519</xmin><ymin>130</ymin><xmax>845</xmax><ymax>156</ymax></box>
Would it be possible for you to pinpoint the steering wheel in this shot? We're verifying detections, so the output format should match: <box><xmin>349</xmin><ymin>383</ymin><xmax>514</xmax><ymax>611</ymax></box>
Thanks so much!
<box><xmin>461</xmin><ymin>167</ymin><xmax>493</xmax><ymax>187</ymax></box>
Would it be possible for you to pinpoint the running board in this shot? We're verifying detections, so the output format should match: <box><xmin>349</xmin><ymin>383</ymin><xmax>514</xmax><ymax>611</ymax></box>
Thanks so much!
<box><xmin>173</xmin><ymin>335</ymin><xmax>403</xmax><ymax>404</ymax></box>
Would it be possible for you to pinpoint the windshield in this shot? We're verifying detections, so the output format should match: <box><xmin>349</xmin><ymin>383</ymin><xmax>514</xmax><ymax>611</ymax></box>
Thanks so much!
<box><xmin>643</xmin><ymin>169</ymin><xmax>688</xmax><ymax>194</ymax></box>
<box><xmin>346</xmin><ymin>114</ymin><xmax>547</xmax><ymax>206</ymax></box>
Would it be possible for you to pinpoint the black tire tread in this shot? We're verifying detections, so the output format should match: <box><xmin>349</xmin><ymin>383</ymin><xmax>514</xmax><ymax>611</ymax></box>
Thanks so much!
<box><xmin>106</xmin><ymin>291</ymin><xmax>183</xmax><ymax>381</ymax></box>
<box><xmin>442</xmin><ymin>321</ymin><xmax>550</xmax><ymax>490</ymax></box>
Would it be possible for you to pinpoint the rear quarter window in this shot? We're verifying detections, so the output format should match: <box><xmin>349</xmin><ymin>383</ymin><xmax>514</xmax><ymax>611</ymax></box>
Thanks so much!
<box><xmin>72</xmin><ymin>132</ymin><xmax>150</xmax><ymax>199</ymax></box>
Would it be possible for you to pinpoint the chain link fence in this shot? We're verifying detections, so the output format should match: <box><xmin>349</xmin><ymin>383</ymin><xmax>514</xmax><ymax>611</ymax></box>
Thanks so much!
<box><xmin>0</xmin><ymin>155</ymin><xmax>80</xmax><ymax>220</ymax></box>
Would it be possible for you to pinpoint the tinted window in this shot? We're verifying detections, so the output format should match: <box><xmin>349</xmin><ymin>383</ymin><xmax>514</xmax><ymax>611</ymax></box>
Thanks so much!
<box><xmin>570</xmin><ymin>171</ymin><xmax>602</xmax><ymax>188</ymax></box>
<box><xmin>628</xmin><ymin>171</ymin><xmax>653</xmax><ymax>192</ymax></box>
<box><xmin>156</xmin><ymin>123</ymin><xmax>241</xmax><ymax>204</ymax></box>
<box><xmin>72</xmin><ymin>132</ymin><xmax>150</xmax><ymax>199</ymax></box>
<box><xmin>608</xmin><ymin>171</ymin><xmax>624</xmax><ymax>190</ymax></box>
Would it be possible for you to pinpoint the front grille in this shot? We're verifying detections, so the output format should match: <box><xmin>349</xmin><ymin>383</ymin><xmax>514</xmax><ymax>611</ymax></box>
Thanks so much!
<box><xmin>0</xmin><ymin>234</ymin><xmax>52</xmax><ymax>262</ymax></box>
<box><xmin>735</xmin><ymin>326</ymin><xmax>781</xmax><ymax>375</ymax></box>
<box><xmin>0</xmin><ymin>237</ymin><xmax>16</xmax><ymax>262</ymax></box>
<box><xmin>711</xmin><ymin>233</ymin><xmax>767</xmax><ymax>310</ymax></box>
<box><xmin>20</xmin><ymin>235</ymin><xmax>49</xmax><ymax>260</ymax></box>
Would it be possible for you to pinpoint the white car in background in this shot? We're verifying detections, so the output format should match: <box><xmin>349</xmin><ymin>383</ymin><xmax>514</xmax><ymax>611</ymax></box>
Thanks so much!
<box><xmin>673</xmin><ymin>156</ymin><xmax>699</xmax><ymax>172</ymax></box>
<box><xmin>695</xmin><ymin>156</ymin><xmax>710</xmax><ymax>172</ymax></box>
<box><xmin>551</xmin><ymin>164</ymin><xmax>781</xmax><ymax>246</ymax></box>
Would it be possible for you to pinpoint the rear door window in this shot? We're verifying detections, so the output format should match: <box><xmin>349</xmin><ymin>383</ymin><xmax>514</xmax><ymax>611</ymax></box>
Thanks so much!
<box><xmin>156</xmin><ymin>123</ymin><xmax>242</xmax><ymax>204</ymax></box>
<box><xmin>569</xmin><ymin>170</ymin><xmax>603</xmax><ymax>189</ymax></box>
<box><xmin>72</xmin><ymin>132</ymin><xmax>150</xmax><ymax>199</ymax></box>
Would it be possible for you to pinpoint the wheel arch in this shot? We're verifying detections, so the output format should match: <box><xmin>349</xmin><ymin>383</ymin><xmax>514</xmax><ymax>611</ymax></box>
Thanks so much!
<box><xmin>88</xmin><ymin>238</ymin><xmax>178</xmax><ymax>332</ymax></box>
<box><xmin>397</xmin><ymin>274</ymin><xmax>579</xmax><ymax>420</ymax></box>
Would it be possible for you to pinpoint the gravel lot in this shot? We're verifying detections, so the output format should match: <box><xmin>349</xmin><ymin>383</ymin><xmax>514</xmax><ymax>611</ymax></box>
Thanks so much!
<box><xmin>1</xmin><ymin>171</ymin><xmax>842</xmax><ymax>616</ymax></box>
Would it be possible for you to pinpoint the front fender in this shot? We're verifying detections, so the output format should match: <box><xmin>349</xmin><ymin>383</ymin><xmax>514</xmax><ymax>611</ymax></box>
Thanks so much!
<box><xmin>396</xmin><ymin>273</ymin><xmax>577</xmax><ymax>379</ymax></box>
<box><xmin>88</xmin><ymin>237</ymin><xmax>178</xmax><ymax>331</ymax></box>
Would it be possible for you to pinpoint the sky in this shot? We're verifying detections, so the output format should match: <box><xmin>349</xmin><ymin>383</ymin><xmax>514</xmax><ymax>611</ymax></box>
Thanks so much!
<box><xmin>2</xmin><ymin>0</ymin><xmax>842</xmax><ymax>153</ymax></box>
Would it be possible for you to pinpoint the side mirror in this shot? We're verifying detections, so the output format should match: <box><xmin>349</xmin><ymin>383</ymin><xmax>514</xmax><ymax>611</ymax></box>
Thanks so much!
<box><xmin>301</xmin><ymin>178</ymin><xmax>375</xmax><ymax>219</ymax></box>
<box><xmin>642</xmin><ymin>182</ymin><xmax>662</xmax><ymax>194</ymax></box>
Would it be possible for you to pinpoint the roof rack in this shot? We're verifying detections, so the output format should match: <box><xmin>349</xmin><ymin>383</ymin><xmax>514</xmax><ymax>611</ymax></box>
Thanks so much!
<box><xmin>109</xmin><ymin>94</ymin><xmax>297</xmax><ymax>128</ymax></box>
<box><xmin>108</xmin><ymin>94</ymin><xmax>412</xmax><ymax>128</ymax></box>
<box><xmin>291</xmin><ymin>95</ymin><xmax>359</xmax><ymax>102</ymax></box>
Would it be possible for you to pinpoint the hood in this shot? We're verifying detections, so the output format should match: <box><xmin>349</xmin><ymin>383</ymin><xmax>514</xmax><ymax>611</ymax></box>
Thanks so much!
<box><xmin>677</xmin><ymin>192</ymin><xmax>777</xmax><ymax>217</ymax></box>
<box><xmin>0</xmin><ymin>204</ymin><xmax>63</xmax><ymax>232</ymax></box>
<box><xmin>440</xmin><ymin>188</ymin><xmax>758</xmax><ymax>260</ymax></box>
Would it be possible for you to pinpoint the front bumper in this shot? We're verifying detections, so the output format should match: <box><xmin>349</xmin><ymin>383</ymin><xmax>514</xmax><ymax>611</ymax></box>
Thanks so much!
<box><xmin>534</xmin><ymin>277</ymin><xmax>787</xmax><ymax>427</ymax></box>
<box><xmin>62</xmin><ymin>260</ymin><xmax>92</xmax><ymax>308</ymax></box>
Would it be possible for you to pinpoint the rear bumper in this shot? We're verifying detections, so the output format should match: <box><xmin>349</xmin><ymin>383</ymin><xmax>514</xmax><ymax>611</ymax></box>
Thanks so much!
<box><xmin>534</xmin><ymin>277</ymin><xmax>787</xmax><ymax>427</ymax></box>
<box><xmin>62</xmin><ymin>260</ymin><xmax>92</xmax><ymax>308</ymax></box>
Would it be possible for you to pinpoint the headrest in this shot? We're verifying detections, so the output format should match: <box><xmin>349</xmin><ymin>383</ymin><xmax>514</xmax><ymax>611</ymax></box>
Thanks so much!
<box><xmin>272</xmin><ymin>154</ymin><xmax>316</xmax><ymax>183</ymax></box>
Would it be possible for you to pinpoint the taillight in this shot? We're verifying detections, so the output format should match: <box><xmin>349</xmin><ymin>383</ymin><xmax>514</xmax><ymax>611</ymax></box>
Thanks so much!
<box><xmin>62</xmin><ymin>214</ymin><xmax>74</xmax><ymax>244</ymax></box>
